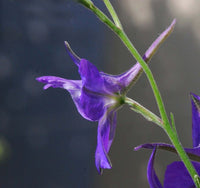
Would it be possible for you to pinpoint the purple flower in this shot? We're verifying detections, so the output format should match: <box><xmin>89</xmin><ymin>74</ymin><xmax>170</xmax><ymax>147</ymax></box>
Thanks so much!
<box><xmin>36</xmin><ymin>20</ymin><xmax>175</xmax><ymax>174</ymax></box>
<box><xmin>135</xmin><ymin>93</ymin><xmax>200</xmax><ymax>187</ymax></box>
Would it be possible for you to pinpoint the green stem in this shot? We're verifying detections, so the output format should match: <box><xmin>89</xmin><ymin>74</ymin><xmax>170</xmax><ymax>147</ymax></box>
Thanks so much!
<box><xmin>102</xmin><ymin>0</ymin><xmax>123</xmax><ymax>29</ymax></box>
<box><xmin>78</xmin><ymin>0</ymin><xmax>200</xmax><ymax>186</ymax></box>
<box><xmin>125</xmin><ymin>97</ymin><xmax>163</xmax><ymax>127</ymax></box>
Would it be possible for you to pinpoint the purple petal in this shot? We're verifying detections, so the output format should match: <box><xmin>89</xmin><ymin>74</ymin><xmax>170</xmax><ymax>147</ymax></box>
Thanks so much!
<box><xmin>79</xmin><ymin>59</ymin><xmax>107</xmax><ymax>93</ymax></box>
<box><xmin>80</xmin><ymin>91</ymin><xmax>106</xmax><ymax>121</ymax></box>
<box><xmin>143</xmin><ymin>19</ymin><xmax>176</xmax><ymax>62</ymax></box>
<box><xmin>36</xmin><ymin>76</ymin><xmax>96</xmax><ymax>121</ymax></box>
<box><xmin>78</xmin><ymin>59</ymin><xmax>113</xmax><ymax>121</ymax></box>
<box><xmin>191</xmin><ymin>93</ymin><xmax>200</xmax><ymax>147</ymax></box>
<box><xmin>95</xmin><ymin>111</ymin><xmax>117</xmax><ymax>174</ymax></box>
<box><xmin>135</xmin><ymin>143</ymin><xmax>200</xmax><ymax>162</ymax></box>
<box><xmin>164</xmin><ymin>161</ymin><xmax>200</xmax><ymax>188</ymax></box>
<box><xmin>36</xmin><ymin>76</ymin><xmax>82</xmax><ymax>90</ymax></box>
<box><xmin>147</xmin><ymin>148</ymin><xmax>163</xmax><ymax>188</ymax></box>
<box><xmin>64</xmin><ymin>41</ymin><xmax>81</xmax><ymax>66</ymax></box>
<box><xmin>101</xmin><ymin>19</ymin><xmax>176</xmax><ymax>93</ymax></box>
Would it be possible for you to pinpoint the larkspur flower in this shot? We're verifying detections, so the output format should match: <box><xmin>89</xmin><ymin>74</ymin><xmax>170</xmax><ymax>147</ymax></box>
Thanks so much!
<box><xmin>36</xmin><ymin>20</ymin><xmax>175</xmax><ymax>174</ymax></box>
<box><xmin>135</xmin><ymin>93</ymin><xmax>200</xmax><ymax>188</ymax></box>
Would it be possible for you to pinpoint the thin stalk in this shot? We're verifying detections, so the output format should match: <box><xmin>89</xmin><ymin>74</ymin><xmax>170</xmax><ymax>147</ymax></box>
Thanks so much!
<box><xmin>125</xmin><ymin>97</ymin><xmax>163</xmax><ymax>127</ymax></box>
<box><xmin>102</xmin><ymin>0</ymin><xmax>123</xmax><ymax>29</ymax></box>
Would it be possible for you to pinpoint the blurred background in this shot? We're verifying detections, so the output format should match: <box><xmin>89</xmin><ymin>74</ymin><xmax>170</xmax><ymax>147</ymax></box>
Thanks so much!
<box><xmin>1</xmin><ymin>0</ymin><xmax>200</xmax><ymax>187</ymax></box>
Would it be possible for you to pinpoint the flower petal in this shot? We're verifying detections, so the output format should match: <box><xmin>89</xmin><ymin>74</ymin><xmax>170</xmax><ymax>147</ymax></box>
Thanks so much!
<box><xmin>191</xmin><ymin>93</ymin><xmax>200</xmax><ymax>147</ymax></box>
<box><xmin>144</xmin><ymin>19</ymin><xmax>176</xmax><ymax>62</ymax></box>
<box><xmin>36</xmin><ymin>76</ymin><xmax>82</xmax><ymax>90</ymax></box>
<box><xmin>80</xmin><ymin>91</ymin><xmax>106</xmax><ymax>121</ymax></box>
<box><xmin>36</xmin><ymin>76</ymin><xmax>96</xmax><ymax>121</ymax></box>
<box><xmin>164</xmin><ymin>161</ymin><xmax>200</xmax><ymax>188</ymax></box>
<box><xmin>79</xmin><ymin>59</ymin><xmax>113</xmax><ymax>121</ymax></box>
<box><xmin>135</xmin><ymin>143</ymin><xmax>200</xmax><ymax>162</ymax></box>
<box><xmin>64</xmin><ymin>41</ymin><xmax>81</xmax><ymax>66</ymax></box>
<box><xmin>79</xmin><ymin>59</ymin><xmax>106</xmax><ymax>93</ymax></box>
<box><xmin>95</xmin><ymin>110</ymin><xmax>117</xmax><ymax>174</ymax></box>
<box><xmin>101</xmin><ymin>19</ymin><xmax>176</xmax><ymax>94</ymax></box>
<box><xmin>147</xmin><ymin>148</ymin><xmax>163</xmax><ymax>188</ymax></box>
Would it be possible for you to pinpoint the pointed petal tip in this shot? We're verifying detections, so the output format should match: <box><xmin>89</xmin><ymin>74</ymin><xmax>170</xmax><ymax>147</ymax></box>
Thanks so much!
<box><xmin>171</xmin><ymin>19</ymin><xmax>176</xmax><ymax>27</ymax></box>
<box><xmin>98</xmin><ymin>168</ymin><xmax>103</xmax><ymax>175</ymax></box>
<box><xmin>96</xmin><ymin>160</ymin><xmax>112</xmax><ymax>175</ymax></box>
<box><xmin>190</xmin><ymin>92</ymin><xmax>194</xmax><ymax>96</ymax></box>
<box><xmin>36</xmin><ymin>77</ymin><xmax>51</xmax><ymax>90</ymax></box>
<box><xmin>64</xmin><ymin>41</ymin><xmax>72</xmax><ymax>53</ymax></box>
<box><xmin>190</xmin><ymin>92</ymin><xmax>200</xmax><ymax>105</ymax></box>
<box><xmin>64</xmin><ymin>41</ymin><xmax>70</xmax><ymax>49</ymax></box>
<box><xmin>43</xmin><ymin>84</ymin><xmax>51</xmax><ymax>90</ymax></box>
<box><xmin>64</xmin><ymin>41</ymin><xmax>81</xmax><ymax>66</ymax></box>
<box><xmin>35</xmin><ymin>76</ymin><xmax>50</xmax><ymax>83</ymax></box>
<box><xmin>168</xmin><ymin>19</ymin><xmax>176</xmax><ymax>33</ymax></box>
<box><xmin>134</xmin><ymin>145</ymin><xmax>142</xmax><ymax>151</ymax></box>
<box><xmin>35</xmin><ymin>77</ymin><xmax>41</xmax><ymax>81</ymax></box>
<box><xmin>142</xmin><ymin>18</ymin><xmax>177</xmax><ymax>64</ymax></box>
<box><xmin>97</xmin><ymin>164</ymin><xmax>112</xmax><ymax>175</ymax></box>
<box><xmin>190</xmin><ymin>92</ymin><xmax>198</xmax><ymax>98</ymax></box>
<box><xmin>36</xmin><ymin>76</ymin><xmax>45</xmax><ymax>82</ymax></box>
<box><xmin>165</xmin><ymin>18</ymin><xmax>176</xmax><ymax>34</ymax></box>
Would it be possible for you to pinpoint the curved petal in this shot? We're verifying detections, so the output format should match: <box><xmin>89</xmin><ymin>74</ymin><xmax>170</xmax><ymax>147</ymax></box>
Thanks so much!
<box><xmin>135</xmin><ymin>143</ymin><xmax>200</xmax><ymax>162</ymax></box>
<box><xmin>64</xmin><ymin>41</ymin><xmax>81</xmax><ymax>66</ymax></box>
<box><xmin>79</xmin><ymin>59</ymin><xmax>114</xmax><ymax>121</ymax></box>
<box><xmin>36</xmin><ymin>76</ymin><xmax>95</xmax><ymax>121</ymax></box>
<box><xmin>191</xmin><ymin>93</ymin><xmax>200</xmax><ymax>147</ymax></box>
<box><xmin>95</xmin><ymin>110</ymin><xmax>117</xmax><ymax>174</ymax></box>
<box><xmin>79</xmin><ymin>59</ymin><xmax>107</xmax><ymax>93</ymax></box>
<box><xmin>36</xmin><ymin>76</ymin><xmax>81</xmax><ymax>91</ymax></box>
<box><xmin>164</xmin><ymin>161</ymin><xmax>200</xmax><ymax>188</ymax></box>
<box><xmin>147</xmin><ymin>148</ymin><xmax>163</xmax><ymax>188</ymax></box>
<box><xmin>101</xmin><ymin>19</ymin><xmax>176</xmax><ymax>94</ymax></box>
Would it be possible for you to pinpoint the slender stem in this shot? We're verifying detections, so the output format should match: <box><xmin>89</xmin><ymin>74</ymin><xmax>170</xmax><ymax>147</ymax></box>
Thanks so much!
<box><xmin>102</xmin><ymin>0</ymin><xmax>123</xmax><ymax>29</ymax></box>
<box><xmin>78</xmin><ymin>0</ymin><xmax>200</xmax><ymax>186</ymax></box>
<box><xmin>125</xmin><ymin>97</ymin><xmax>163</xmax><ymax>127</ymax></box>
